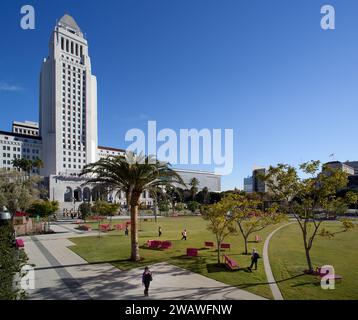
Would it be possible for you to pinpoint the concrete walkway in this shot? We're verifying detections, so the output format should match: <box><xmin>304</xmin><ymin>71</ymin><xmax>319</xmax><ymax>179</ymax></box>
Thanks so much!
<box><xmin>23</xmin><ymin>227</ymin><xmax>266</xmax><ymax>300</ymax></box>
<box><xmin>262</xmin><ymin>223</ymin><xmax>294</xmax><ymax>300</ymax></box>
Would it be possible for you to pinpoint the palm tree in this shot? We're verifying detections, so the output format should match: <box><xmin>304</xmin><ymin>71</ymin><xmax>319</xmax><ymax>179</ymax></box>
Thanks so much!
<box><xmin>202</xmin><ymin>186</ymin><xmax>210</xmax><ymax>204</ymax></box>
<box><xmin>32</xmin><ymin>158</ymin><xmax>44</xmax><ymax>172</ymax></box>
<box><xmin>81</xmin><ymin>152</ymin><xmax>185</xmax><ymax>261</ymax></box>
<box><xmin>189</xmin><ymin>177</ymin><xmax>200</xmax><ymax>201</ymax></box>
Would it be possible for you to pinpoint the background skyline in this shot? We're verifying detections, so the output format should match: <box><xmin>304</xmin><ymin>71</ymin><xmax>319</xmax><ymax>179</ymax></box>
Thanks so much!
<box><xmin>0</xmin><ymin>0</ymin><xmax>357</xmax><ymax>190</ymax></box>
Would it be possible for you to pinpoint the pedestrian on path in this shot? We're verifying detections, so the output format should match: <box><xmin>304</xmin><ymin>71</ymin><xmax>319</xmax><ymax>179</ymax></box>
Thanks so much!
<box><xmin>142</xmin><ymin>266</ymin><xmax>153</xmax><ymax>297</ymax></box>
<box><xmin>181</xmin><ymin>229</ymin><xmax>187</xmax><ymax>240</ymax></box>
<box><xmin>248</xmin><ymin>248</ymin><xmax>260</xmax><ymax>271</ymax></box>
<box><xmin>158</xmin><ymin>226</ymin><xmax>162</xmax><ymax>237</ymax></box>
<box><xmin>125</xmin><ymin>226</ymin><xmax>129</xmax><ymax>236</ymax></box>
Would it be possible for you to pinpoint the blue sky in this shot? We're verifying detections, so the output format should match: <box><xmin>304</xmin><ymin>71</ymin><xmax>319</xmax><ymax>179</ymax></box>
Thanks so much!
<box><xmin>0</xmin><ymin>0</ymin><xmax>358</xmax><ymax>190</ymax></box>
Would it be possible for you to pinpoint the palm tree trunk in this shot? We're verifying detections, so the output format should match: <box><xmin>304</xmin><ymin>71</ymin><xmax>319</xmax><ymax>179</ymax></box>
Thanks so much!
<box><xmin>130</xmin><ymin>204</ymin><xmax>140</xmax><ymax>261</ymax></box>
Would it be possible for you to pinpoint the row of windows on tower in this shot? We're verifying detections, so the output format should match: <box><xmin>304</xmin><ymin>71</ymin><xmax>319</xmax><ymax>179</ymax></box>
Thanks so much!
<box><xmin>2</xmin><ymin>146</ymin><xmax>39</xmax><ymax>154</ymax></box>
<box><xmin>61</xmin><ymin>38</ymin><xmax>83</xmax><ymax>57</ymax></box>
<box><xmin>63</xmin><ymin>163</ymin><xmax>82</xmax><ymax>170</ymax></box>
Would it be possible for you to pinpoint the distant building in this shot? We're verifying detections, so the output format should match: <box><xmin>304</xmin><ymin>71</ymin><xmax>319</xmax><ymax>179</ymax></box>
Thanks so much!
<box><xmin>243</xmin><ymin>176</ymin><xmax>254</xmax><ymax>193</ymax></box>
<box><xmin>0</xmin><ymin>130</ymin><xmax>42</xmax><ymax>174</ymax></box>
<box><xmin>323</xmin><ymin>161</ymin><xmax>358</xmax><ymax>191</ymax></box>
<box><xmin>253</xmin><ymin>168</ymin><xmax>268</xmax><ymax>193</ymax></box>
<box><xmin>324</xmin><ymin>161</ymin><xmax>355</xmax><ymax>176</ymax></box>
<box><xmin>243</xmin><ymin>168</ymin><xmax>269</xmax><ymax>193</ymax></box>
<box><xmin>344</xmin><ymin>161</ymin><xmax>358</xmax><ymax>176</ymax></box>
<box><xmin>12</xmin><ymin>121</ymin><xmax>39</xmax><ymax>137</ymax></box>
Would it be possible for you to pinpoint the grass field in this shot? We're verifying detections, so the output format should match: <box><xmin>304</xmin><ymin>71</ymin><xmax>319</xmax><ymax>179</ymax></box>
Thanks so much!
<box><xmin>269</xmin><ymin>222</ymin><xmax>358</xmax><ymax>300</ymax></box>
<box><xmin>70</xmin><ymin>216</ymin><xmax>282</xmax><ymax>299</ymax></box>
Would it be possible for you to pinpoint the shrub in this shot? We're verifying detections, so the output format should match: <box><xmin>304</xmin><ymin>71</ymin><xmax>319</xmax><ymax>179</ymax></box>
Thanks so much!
<box><xmin>78</xmin><ymin>203</ymin><xmax>92</xmax><ymax>221</ymax></box>
<box><xmin>187</xmin><ymin>201</ymin><xmax>200</xmax><ymax>213</ymax></box>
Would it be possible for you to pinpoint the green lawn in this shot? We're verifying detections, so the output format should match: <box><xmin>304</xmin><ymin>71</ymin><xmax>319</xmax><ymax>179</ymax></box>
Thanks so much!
<box><xmin>269</xmin><ymin>222</ymin><xmax>358</xmax><ymax>300</ymax></box>
<box><xmin>70</xmin><ymin>216</ymin><xmax>279</xmax><ymax>299</ymax></box>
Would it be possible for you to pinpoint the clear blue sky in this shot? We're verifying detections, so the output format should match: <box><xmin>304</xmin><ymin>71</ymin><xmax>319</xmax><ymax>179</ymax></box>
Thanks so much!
<box><xmin>0</xmin><ymin>0</ymin><xmax>358</xmax><ymax>190</ymax></box>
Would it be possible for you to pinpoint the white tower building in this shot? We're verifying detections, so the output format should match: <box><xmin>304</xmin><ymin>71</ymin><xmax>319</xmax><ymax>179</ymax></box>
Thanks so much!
<box><xmin>40</xmin><ymin>14</ymin><xmax>98</xmax><ymax>177</ymax></box>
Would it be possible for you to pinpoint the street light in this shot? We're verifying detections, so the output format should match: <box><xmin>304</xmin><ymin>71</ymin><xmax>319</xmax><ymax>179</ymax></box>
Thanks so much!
<box><xmin>0</xmin><ymin>207</ymin><xmax>11</xmax><ymax>226</ymax></box>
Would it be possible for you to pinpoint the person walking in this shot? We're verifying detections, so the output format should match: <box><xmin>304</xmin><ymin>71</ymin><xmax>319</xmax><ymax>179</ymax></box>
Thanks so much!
<box><xmin>125</xmin><ymin>226</ymin><xmax>129</xmax><ymax>236</ymax></box>
<box><xmin>142</xmin><ymin>266</ymin><xmax>153</xmax><ymax>297</ymax></box>
<box><xmin>181</xmin><ymin>229</ymin><xmax>187</xmax><ymax>240</ymax></box>
<box><xmin>158</xmin><ymin>226</ymin><xmax>162</xmax><ymax>237</ymax></box>
<box><xmin>248</xmin><ymin>248</ymin><xmax>260</xmax><ymax>271</ymax></box>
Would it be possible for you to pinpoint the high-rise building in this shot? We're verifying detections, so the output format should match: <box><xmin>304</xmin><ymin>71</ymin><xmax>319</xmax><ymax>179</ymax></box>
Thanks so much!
<box><xmin>0</xmin><ymin>14</ymin><xmax>221</xmax><ymax>213</ymax></box>
<box><xmin>40</xmin><ymin>14</ymin><xmax>98</xmax><ymax>177</ymax></box>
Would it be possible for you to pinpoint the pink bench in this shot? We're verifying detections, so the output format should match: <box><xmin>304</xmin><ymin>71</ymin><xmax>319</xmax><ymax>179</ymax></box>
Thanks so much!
<box><xmin>16</xmin><ymin>239</ymin><xmax>25</xmax><ymax>249</ymax></box>
<box><xmin>187</xmin><ymin>248</ymin><xmax>198</xmax><ymax>257</ymax></box>
<box><xmin>147</xmin><ymin>240</ymin><xmax>162</xmax><ymax>248</ymax></box>
<box><xmin>316</xmin><ymin>267</ymin><xmax>343</xmax><ymax>281</ymax></box>
<box><xmin>220</xmin><ymin>243</ymin><xmax>231</xmax><ymax>250</ymax></box>
<box><xmin>100</xmin><ymin>224</ymin><xmax>110</xmax><ymax>232</ymax></box>
<box><xmin>161</xmin><ymin>241</ymin><xmax>172</xmax><ymax>249</ymax></box>
<box><xmin>223</xmin><ymin>254</ymin><xmax>239</xmax><ymax>270</ymax></box>
<box><xmin>205</xmin><ymin>241</ymin><xmax>214</xmax><ymax>248</ymax></box>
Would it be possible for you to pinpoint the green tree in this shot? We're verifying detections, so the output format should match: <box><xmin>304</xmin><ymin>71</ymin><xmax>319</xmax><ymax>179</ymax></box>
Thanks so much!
<box><xmin>234</xmin><ymin>196</ymin><xmax>286</xmax><ymax>254</ymax></box>
<box><xmin>0</xmin><ymin>171</ymin><xmax>40</xmax><ymax>223</ymax></box>
<box><xmin>175</xmin><ymin>202</ymin><xmax>185</xmax><ymax>212</ymax></box>
<box><xmin>28</xmin><ymin>200</ymin><xmax>59</xmax><ymax>230</ymax></box>
<box><xmin>189</xmin><ymin>177</ymin><xmax>200</xmax><ymax>201</ymax></box>
<box><xmin>187</xmin><ymin>201</ymin><xmax>200</xmax><ymax>213</ymax></box>
<box><xmin>78</xmin><ymin>202</ymin><xmax>92</xmax><ymax>222</ymax></box>
<box><xmin>81</xmin><ymin>152</ymin><xmax>185</xmax><ymax>261</ymax></box>
<box><xmin>262</xmin><ymin>161</ymin><xmax>358</xmax><ymax>273</ymax></box>
<box><xmin>11</xmin><ymin>158</ymin><xmax>44</xmax><ymax>176</ymax></box>
<box><xmin>91</xmin><ymin>200</ymin><xmax>119</xmax><ymax>225</ymax></box>
<box><xmin>202</xmin><ymin>195</ymin><xmax>238</xmax><ymax>263</ymax></box>
<box><xmin>0</xmin><ymin>224</ymin><xmax>29</xmax><ymax>300</ymax></box>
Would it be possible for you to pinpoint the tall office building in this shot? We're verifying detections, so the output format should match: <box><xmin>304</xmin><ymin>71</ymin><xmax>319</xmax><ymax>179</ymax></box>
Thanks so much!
<box><xmin>40</xmin><ymin>14</ymin><xmax>98</xmax><ymax>177</ymax></box>
<box><xmin>0</xmin><ymin>14</ymin><xmax>221</xmax><ymax>212</ymax></box>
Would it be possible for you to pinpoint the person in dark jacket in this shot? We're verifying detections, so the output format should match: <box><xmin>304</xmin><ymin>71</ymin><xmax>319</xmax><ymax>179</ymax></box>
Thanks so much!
<box><xmin>158</xmin><ymin>226</ymin><xmax>162</xmax><ymax>237</ymax></box>
<box><xmin>248</xmin><ymin>248</ymin><xmax>260</xmax><ymax>271</ymax></box>
<box><xmin>181</xmin><ymin>229</ymin><xmax>187</xmax><ymax>240</ymax></box>
<box><xmin>142</xmin><ymin>266</ymin><xmax>153</xmax><ymax>296</ymax></box>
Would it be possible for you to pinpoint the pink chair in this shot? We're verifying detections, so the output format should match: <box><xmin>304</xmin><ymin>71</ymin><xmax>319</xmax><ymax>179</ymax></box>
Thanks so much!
<box><xmin>187</xmin><ymin>248</ymin><xmax>198</xmax><ymax>257</ymax></box>
<box><xmin>220</xmin><ymin>243</ymin><xmax>231</xmax><ymax>250</ymax></box>
<box><xmin>161</xmin><ymin>241</ymin><xmax>172</xmax><ymax>249</ymax></box>
<box><xmin>223</xmin><ymin>254</ymin><xmax>239</xmax><ymax>270</ymax></box>
<box><xmin>205</xmin><ymin>241</ymin><xmax>214</xmax><ymax>248</ymax></box>
<box><xmin>16</xmin><ymin>239</ymin><xmax>25</xmax><ymax>249</ymax></box>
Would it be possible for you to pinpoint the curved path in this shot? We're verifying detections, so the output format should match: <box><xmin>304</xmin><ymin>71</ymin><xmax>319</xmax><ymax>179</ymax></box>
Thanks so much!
<box><xmin>263</xmin><ymin>222</ymin><xmax>295</xmax><ymax>300</ymax></box>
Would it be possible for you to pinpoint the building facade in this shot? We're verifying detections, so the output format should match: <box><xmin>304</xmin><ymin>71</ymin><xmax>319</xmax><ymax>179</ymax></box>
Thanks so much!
<box><xmin>0</xmin><ymin>14</ymin><xmax>221</xmax><ymax>213</ymax></box>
